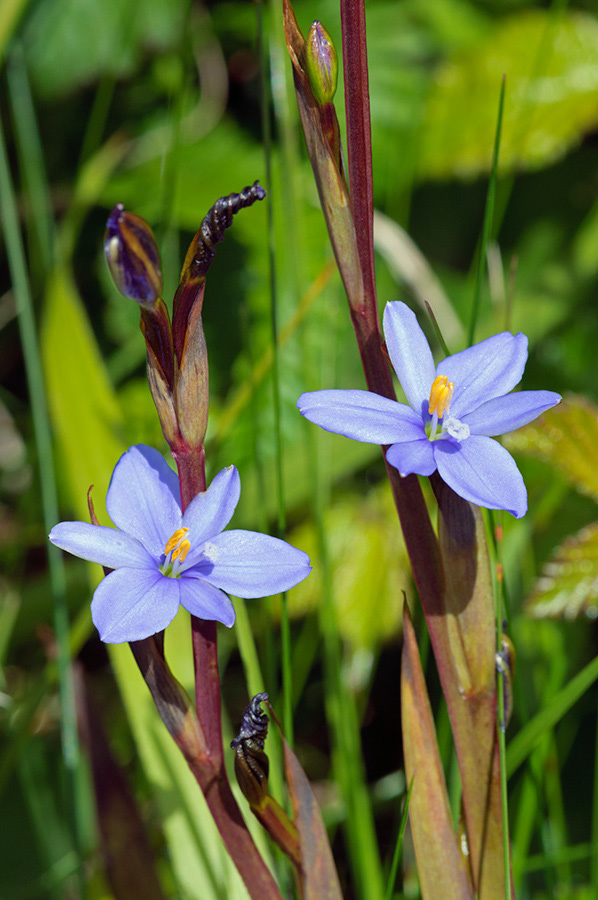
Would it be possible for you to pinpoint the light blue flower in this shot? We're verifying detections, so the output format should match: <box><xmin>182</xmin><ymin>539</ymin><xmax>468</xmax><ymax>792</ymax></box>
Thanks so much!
<box><xmin>298</xmin><ymin>302</ymin><xmax>561</xmax><ymax>518</ymax></box>
<box><xmin>49</xmin><ymin>445</ymin><xmax>311</xmax><ymax>643</ymax></box>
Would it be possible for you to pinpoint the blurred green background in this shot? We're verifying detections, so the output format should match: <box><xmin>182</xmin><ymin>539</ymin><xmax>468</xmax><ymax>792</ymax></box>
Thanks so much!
<box><xmin>2</xmin><ymin>0</ymin><xmax>598</xmax><ymax>897</ymax></box>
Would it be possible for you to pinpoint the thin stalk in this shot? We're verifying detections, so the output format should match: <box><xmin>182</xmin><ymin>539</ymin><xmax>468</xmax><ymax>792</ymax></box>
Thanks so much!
<box><xmin>0</xmin><ymin>111</ymin><xmax>86</xmax><ymax>894</ymax></box>
<box><xmin>384</xmin><ymin>779</ymin><xmax>414</xmax><ymax>900</ymax></box>
<box><xmin>174</xmin><ymin>448</ymin><xmax>282</xmax><ymax>900</ymax></box>
<box><xmin>256</xmin><ymin>0</ymin><xmax>293</xmax><ymax>746</ymax></box>
<box><xmin>491</xmin><ymin>510</ymin><xmax>512</xmax><ymax>900</ymax></box>
<box><xmin>467</xmin><ymin>76</ymin><xmax>506</xmax><ymax>346</ymax></box>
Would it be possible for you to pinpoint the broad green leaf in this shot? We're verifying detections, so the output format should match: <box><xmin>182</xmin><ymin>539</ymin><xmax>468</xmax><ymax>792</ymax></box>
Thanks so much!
<box><xmin>20</xmin><ymin>0</ymin><xmax>187</xmax><ymax>98</ymax></box>
<box><xmin>504</xmin><ymin>395</ymin><xmax>598</xmax><ymax>502</ymax></box>
<box><xmin>286</xmin><ymin>483</ymin><xmax>410</xmax><ymax>648</ymax></box>
<box><xmin>41</xmin><ymin>265</ymin><xmax>125</xmax><ymax>517</ymax></box>
<box><xmin>419</xmin><ymin>11</ymin><xmax>598</xmax><ymax>180</ymax></box>
<box><xmin>526</xmin><ymin>521</ymin><xmax>598</xmax><ymax>620</ymax></box>
<box><xmin>401</xmin><ymin>606</ymin><xmax>475</xmax><ymax>900</ymax></box>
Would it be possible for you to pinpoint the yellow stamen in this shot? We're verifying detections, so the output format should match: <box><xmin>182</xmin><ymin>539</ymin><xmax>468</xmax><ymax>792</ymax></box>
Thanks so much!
<box><xmin>164</xmin><ymin>527</ymin><xmax>190</xmax><ymax>556</ymax></box>
<box><xmin>171</xmin><ymin>539</ymin><xmax>191</xmax><ymax>563</ymax></box>
<box><xmin>428</xmin><ymin>375</ymin><xmax>454</xmax><ymax>419</ymax></box>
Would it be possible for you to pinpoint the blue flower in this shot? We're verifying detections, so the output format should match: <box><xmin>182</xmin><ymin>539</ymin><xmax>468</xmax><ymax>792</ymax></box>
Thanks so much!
<box><xmin>298</xmin><ymin>302</ymin><xmax>561</xmax><ymax>518</ymax></box>
<box><xmin>49</xmin><ymin>445</ymin><xmax>311</xmax><ymax>643</ymax></box>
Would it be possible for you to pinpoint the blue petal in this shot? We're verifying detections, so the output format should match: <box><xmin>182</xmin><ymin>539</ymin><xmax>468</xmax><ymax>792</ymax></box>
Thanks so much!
<box><xmin>462</xmin><ymin>390</ymin><xmax>561</xmax><ymax>436</ymax></box>
<box><xmin>383</xmin><ymin>302</ymin><xmax>435</xmax><ymax>413</ymax></box>
<box><xmin>439</xmin><ymin>332</ymin><xmax>528</xmax><ymax>419</ymax></box>
<box><xmin>189</xmin><ymin>530</ymin><xmax>311</xmax><ymax>598</ymax></box>
<box><xmin>106</xmin><ymin>445</ymin><xmax>181</xmax><ymax>560</ymax></box>
<box><xmin>434</xmin><ymin>435</ymin><xmax>527</xmax><ymax>517</ymax></box>
<box><xmin>179</xmin><ymin>577</ymin><xmax>236</xmax><ymax>627</ymax></box>
<box><xmin>49</xmin><ymin>521</ymin><xmax>153</xmax><ymax>569</ymax></box>
<box><xmin>91</xmin><ymin>567</ymin><xmax>180</xmax><ymax>643</ymax></box>
<box><xmin>386</xmin><ymin>437</ymin><xmax>436</xmax><ymax>477</ymax></box>
<box><xmin>181</xmin><ymin>466</ymin><xmax>241</xmax><ymax>567</ymax></box>
<box><xmin>298</xmin><ymin>389</ymin><xmax>421</xmax><ymax>443</ymax></box>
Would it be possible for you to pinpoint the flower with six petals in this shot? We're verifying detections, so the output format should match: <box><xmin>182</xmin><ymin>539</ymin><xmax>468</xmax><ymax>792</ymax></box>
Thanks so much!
<box><xmin>298</xmin><ymin>301</ymin><xmax>561</xmax><ymax>518</ymax></box>
<box><xmin>49</xmin><ymin>445</ymin><xmax>311</xmax><ymax>643</ymax></box>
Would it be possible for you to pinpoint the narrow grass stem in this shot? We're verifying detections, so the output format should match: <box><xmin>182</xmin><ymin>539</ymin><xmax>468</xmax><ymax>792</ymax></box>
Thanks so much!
<box><xmin>0</xmin><ymin>111</ymin><xmax>86</xmax><ymax>894</ymax></box>
<box><xmin>256</xmin><ymin>0</ymin><xmax>293</xmax><ymax>746</ymax></box>
<box><xmin>468</xmin><ymin>76</ymin><xmax>506</xmax><ymax>346</ymax></box>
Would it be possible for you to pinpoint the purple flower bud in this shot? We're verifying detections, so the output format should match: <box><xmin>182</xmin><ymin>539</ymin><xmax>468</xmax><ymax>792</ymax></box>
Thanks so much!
<box><xmin>305</xmin><ymin>21</ymin><xmax>338</xmax><ymax>104</ymax></box>
<box><xmin>104</xmin><ymin>204</ymin><xmax>162</xmax><ymax>305</ymax></box>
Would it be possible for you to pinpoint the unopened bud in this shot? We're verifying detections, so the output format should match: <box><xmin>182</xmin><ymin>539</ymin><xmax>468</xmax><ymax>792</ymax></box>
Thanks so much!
<box><xmin>105</xmin><ymin>204</ymin><xmax>162</xmax><ymax>305</ymax></box>
<box><xmin>231</xmin><ymin>693</ymin><xmax>270</xmax><ymax>809</ymax></box>
<box><xmin>305</xmin><ymin>21</ymin><xmax>338</xmax><ymax>104</ymax></box>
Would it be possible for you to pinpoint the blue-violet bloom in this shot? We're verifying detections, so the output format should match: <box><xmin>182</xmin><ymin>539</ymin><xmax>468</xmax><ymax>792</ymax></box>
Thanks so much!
<box><xmin>49</xmin><ymin>445</ymin><xmax>311</xmax><ymax>643</ymax></box>
<box><xmin>298</xmin><ymin>301</ymin><xmax>561</xmax><ymax>518</ymax></box>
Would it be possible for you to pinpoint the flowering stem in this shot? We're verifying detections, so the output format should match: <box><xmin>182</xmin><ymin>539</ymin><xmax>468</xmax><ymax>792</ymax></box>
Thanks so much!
<box><xmin>173</xmin><ymin>445</ymin><xmax>281</xmax><ymax>899</ymax></box>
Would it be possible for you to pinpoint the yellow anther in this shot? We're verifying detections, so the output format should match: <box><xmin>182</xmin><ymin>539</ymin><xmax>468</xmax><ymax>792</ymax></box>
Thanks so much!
<box><xmin>171</xmin><ymin>539</ymin><xmax>191</xmax><ymax>563</ymax></box>
<box><xmin>428</xmin><ymin>375</ymin><xmax>454</xmax><ymax>419</ymax></box>
<box><xmin>164</xmin><ymin>527</ymin><xmax>190</xmax><ymax>556</ymax></box>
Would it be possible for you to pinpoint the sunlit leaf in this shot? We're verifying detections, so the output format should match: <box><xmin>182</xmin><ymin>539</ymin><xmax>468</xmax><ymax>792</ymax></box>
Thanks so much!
<box><xmin>419</xmin><ymin>11</ymin><xmax>598</xmax><ymax>180</ymax></box>
<box><xmin>526</xmin><ymin>522</ymin><xmax>598</xmax><ymax>620</ymax></box>
<box><xmin>286</xmin><ymin>483</ymin><xmax>410</xmax><ymax>648</ymax></box>
<box><xmin>21</xmin><ymin>0</ymin><xmax>188</xmax><ymax>97</ymax></box>
<box><xmin>41</xmin><ymin>265</ymin><xmax>125</xmax><ymax>517</ymax></box>
<box><xmin>401</xmin><ymin>606</ymin><xmax>475</xmax><ymax>900</ymax></box>
<box><xmin>504</xmin><ymin>394</ymin><xmax>598</xmax><ymax>502</ymax></box>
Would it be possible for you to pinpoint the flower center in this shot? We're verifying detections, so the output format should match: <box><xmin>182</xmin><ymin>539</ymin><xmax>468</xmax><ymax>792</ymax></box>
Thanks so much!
<box><xmin>162</xmin><ymin>527</ymin><xmax>191</xmax><ymax>577</ymax></box>
<box><xmin>426</xmin><ymin>375</ymin><xmax>470</xmax><ymax>443</ymax></box>
<box><xmin>164</xmin><ymin>527</ymin><xmax>191</xmax><ymax>561</ymax></box>
<box><xmin>428</xmin><ymin>375</ymin><xmax>454</xmax><ymax>419</ymax></box>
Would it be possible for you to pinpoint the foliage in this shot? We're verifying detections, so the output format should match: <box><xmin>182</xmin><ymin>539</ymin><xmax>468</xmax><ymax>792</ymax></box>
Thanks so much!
<box><xmin>2</xmin><ymin>0</ymin><xmax>598</xmax><ymax>897</ymax></box>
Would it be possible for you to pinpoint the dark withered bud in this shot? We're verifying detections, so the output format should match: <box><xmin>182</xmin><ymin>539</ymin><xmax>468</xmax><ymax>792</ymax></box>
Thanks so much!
<box><xmin>495</xmin><ymin>632</ymin><xmax>515</xmax><ymax>731</ymax></box>
<box><xmin>231</xmin><ymin>692</ymin><xmax>270</xmax><ymax>809</ymax></box>
<box><xmin>105</xmin><ymin>204</ymin><xmax>163</xmax><ymax>305</ymax></box>
<box><xmin>305</xmin><ymin>21</ymin><xmax>338</xmax><ymax>104</ymax></box>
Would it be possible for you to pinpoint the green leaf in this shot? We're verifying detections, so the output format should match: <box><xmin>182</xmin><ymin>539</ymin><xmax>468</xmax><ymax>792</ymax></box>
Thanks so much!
<box><xmin>401</xmin><ymin>606</ymin><xmax>475</xmax><ymax>900</ymax></box>
<box><xmin>21</xmin><ymin>0</ymin><xmax>188</xmax><ymax>98</ymax></box>
<box><xmin>419</xmin><ymin>10</ymin><xmax>598</xmax><ymax>180</ymax></box>
<box><xmin>41</xmin><ymin>265</ymin><xmax>125</xmax><ymax>517</ymax></box>
<box><xmin>526</xmin><ymin>521</ymin><xmax>598</xmax><ymax>620</ymax></box>
<box><xmin>504</xmin><ymin>394</ymin><xmax>598</xmax><ymax>503</ymax></box>
<box><xmin>285</xmin><ymin>482</ymin><xmax>410</xmax><ymax>648</ymax></box>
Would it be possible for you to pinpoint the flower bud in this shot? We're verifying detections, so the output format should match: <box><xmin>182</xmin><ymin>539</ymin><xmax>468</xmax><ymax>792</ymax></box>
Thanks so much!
<box><xmin>305</xmin><ymin>21</ymin><xmax>338</xmax><ymax>104</ymax></box>
<box><xmin>231</xmin><ymin>693</ymin><xmax>270</xmax><ymax>809</ymax></box>
<box><xmin>104</xmin><ymin>204</ymin><xmax>162</xmax><ymax>305</ymax></box>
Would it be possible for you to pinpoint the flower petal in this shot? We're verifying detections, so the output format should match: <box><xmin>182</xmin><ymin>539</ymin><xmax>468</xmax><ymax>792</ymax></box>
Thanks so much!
<box><xmin>179</xmin><ymin>576</ymin><xmax>236</xmax><ymax>627</ymax></box>
<box><xmin>106</xmin><ymin>445</ymin><xmax>181</xmax><ymax>558</ymax></box>
<box><xmin>189</xmin><ymin>531</ymin><xmax>311</xmax><ymax>598</ymax></box>
<box><xmin>91</xmin><ymin>567</ymin><xmax>180</xmax><ymax>643</ymax></box>
<box><xmin>49</xmin><ymin>521</ymin><xmax>153</xmax><ymax>569</ymax></box>
<box><xmin>439</xmin><ymin>332</ymin><xmax>528</xmax><ymax>419</ymax></box>
<box><xmin>434</xmin><ymin>435</ymin><xmax>527</xmax><ymax>517</ymax></box>
<box><xmin>298</xmin><ymin>389</ymin><xmax>421</xmax><ymax>443</ymax></box>
<box><xmin>383</xmin><ymin>302</ymin><xmax>435</xmax><ymax>413</ymax></box>
<box><xmin>386</xmin><ymin>437</ymin><xmax>436</xmax><ymax>477</ymax></box>
<box><xmin>181</xmin><ymin>466</ymin><xmax>241</xmax><ymax>565</ymax></box>
<box><xmin>462</xmin><ymin>390</ymin><xmax>561</xmax><ymax>436</ymax></box>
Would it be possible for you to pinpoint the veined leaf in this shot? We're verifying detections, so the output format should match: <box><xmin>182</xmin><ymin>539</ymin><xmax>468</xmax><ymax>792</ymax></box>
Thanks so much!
<box><xmin>504</xmin><ymin>394</ymin><xmax>598</xmax><ymax>502</ymax></box>
<box><xmin>526</xmin><ymin>521</ymin><xmax>598</xmax><ymax>620</ymax></box>
<box><xmin>287</xmin><ymin>482</ymin><xmax>410</xmax><ymax>648</ymax></box>
<box><xmin>419</xmin><ymin>11</ymin><xmax>598</xmax><ymax>180</ymax></box>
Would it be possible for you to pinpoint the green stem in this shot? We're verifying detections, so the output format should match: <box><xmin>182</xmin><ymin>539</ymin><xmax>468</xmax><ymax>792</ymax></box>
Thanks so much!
<box><xmin>468</xmin><ymin>76</ymin><xmax>506</xmax><ymax>346</ymax></box>
<box><xmin>256</xmin><ymin>0</ymin><xmax>293</xmax><ymax>746</ymax></box>
<box><xmin>0</xmin><ymin>109</ymin><xmax>86</xmax><ymax>892</ymax></box>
